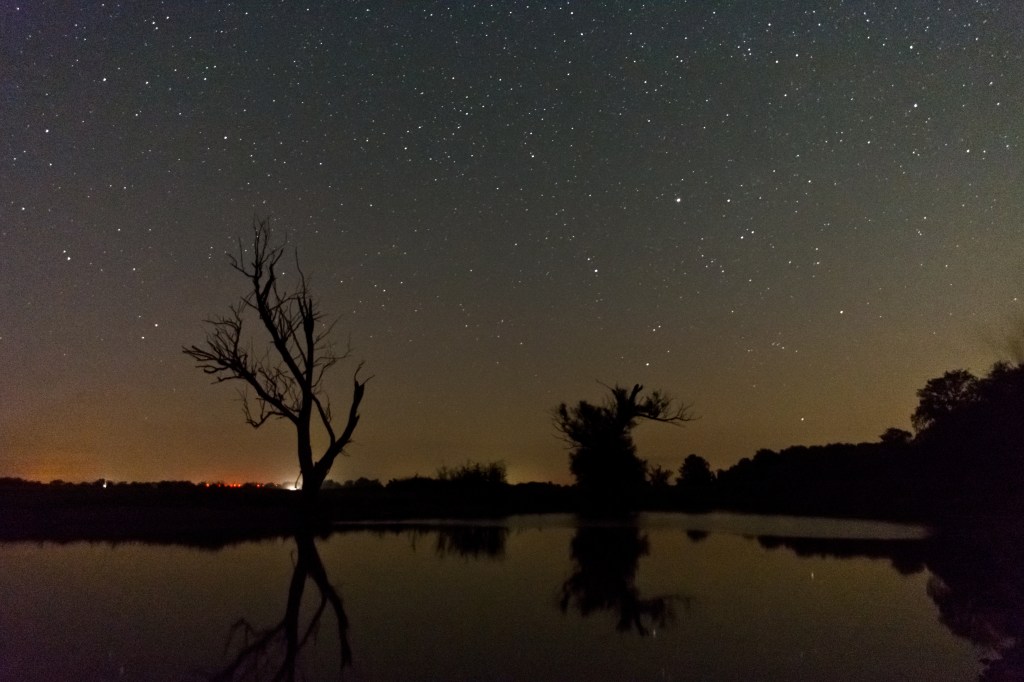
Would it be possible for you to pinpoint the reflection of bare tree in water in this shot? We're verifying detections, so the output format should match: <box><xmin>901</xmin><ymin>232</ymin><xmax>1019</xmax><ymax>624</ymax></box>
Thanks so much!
<box><xmin>209</xmin><ymin>533</ymin><xmax>350</xmax><ymax>682</ymax></box>
<box><xmin>559</xmin><ymin>525</ymin><xmax>676</xmax><ymax>635</ymax></box>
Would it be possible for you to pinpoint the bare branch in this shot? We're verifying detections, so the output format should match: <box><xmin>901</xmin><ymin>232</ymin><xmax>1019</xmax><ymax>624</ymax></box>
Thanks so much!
<box><xmin>183</xmin><ymin>217</ymin><xmax>368</xmax><ymax>502</ymax></box>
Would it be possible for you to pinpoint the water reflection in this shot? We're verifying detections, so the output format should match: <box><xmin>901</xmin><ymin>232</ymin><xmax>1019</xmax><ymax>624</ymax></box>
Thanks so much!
<box><xmin>0</xmin><ymin>515</ymin><xmax>1010</xmax><ymax>679</ymax></box>
<box><xmin>758</xmin><ymin>525</ymin><xmax>1024</xmax><ymax>681</ymax></box>
<box><xmin>207</xmin><ymin>523</ymin><xmax>507</xmax><ymax>679</ymax></box>
<box><xmin>434</xmin><ymin>525</ymin><xmax>508</xmax><ymax>560</ymax></box>
<box><xmin>756</xmin><ymin>535</ymin><xmax>926</xmax><ymax>576</ymax></box>
<box><xmin>342</xmin><ymin>522</ymin><xmax>510</xmax><ymax>560</ymax></box>
<box><xmin>559</xmin><ymin>524</ymin><xmax>677</xmax><ymax>635</ymax></box>
<box><xmin>209</xmin><ymin>533</ymin><xmax>350</xmax><ymax>682</ymax></box>
<box><xmin>926</xmin><ymin>526</ymin><xmax>1024</xmax><ymax>682</ymax></box>
<box><xmin>686</xmin><ymin>529</ymin><xmax>709</xmax><ymax>543</ymax></box>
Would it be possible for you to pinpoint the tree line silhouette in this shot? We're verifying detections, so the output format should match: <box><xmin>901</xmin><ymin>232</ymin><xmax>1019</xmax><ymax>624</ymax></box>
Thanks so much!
<box><xmin>4</xmin><ymin>357</ymin><xmax>1022</xmax><ymax>531</ymax></box>
<box><xmin>172</xmin><ymin>220</ymin><xmax>1024</xmax><ymax>525</ymax></box>
<box><xmin>6</xmin><ymin>220</ymin><xmax>1023</xmax><ymax>531</ymax></box>
<box><xmin>547</xmin><ymin>359</ymin><xmax>1024</xmax><ymax>522</ymax></box>
<box><xmin>700</xmin><ymin>360</ymin><xmax>1024</xmax><ymax>522</ymax></box>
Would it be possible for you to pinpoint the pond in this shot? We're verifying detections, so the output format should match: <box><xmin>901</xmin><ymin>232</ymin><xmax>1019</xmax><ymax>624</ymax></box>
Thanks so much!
<box><xmin>0</xmin><ymin>513</ymin><xmax>1010</xmax><ymax>681</ymax></box>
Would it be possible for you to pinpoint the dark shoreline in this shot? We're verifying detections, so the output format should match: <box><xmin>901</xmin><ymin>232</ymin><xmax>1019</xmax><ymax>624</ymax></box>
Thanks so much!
<box><xmin>0</xmin><ymin>479</ymin><xmax>572</xmax><ymax>546</ymax></box>
<box><xmin>2</xmin><ymin>477</ymin><xmax>1014</xmax><ymax>547</ymax></box>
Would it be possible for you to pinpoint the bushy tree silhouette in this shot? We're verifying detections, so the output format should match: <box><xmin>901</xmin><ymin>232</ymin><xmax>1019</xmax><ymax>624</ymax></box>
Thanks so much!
<box><xmin>555</xmin><ymin>384</ymin><xmax>691</xmax><ymax>511</ymax></box>
<box><xmin>911</xmin><ymin>369</ymin><xmax>979</xmax><ymax>433</ymax></box>
<box><xmin>676</xmin><ymin>453</ymin><xmax>716</xmax><ymax>510</ymax></box>
<box><xmin>879</xmin><ymin>428</ymin><xmax>913</xmax><ymax>445</ymax></box>
<box><xmin>677</xmin><ymin>454</ymin><xmax>715</xmax><ymax>487</ymax></box>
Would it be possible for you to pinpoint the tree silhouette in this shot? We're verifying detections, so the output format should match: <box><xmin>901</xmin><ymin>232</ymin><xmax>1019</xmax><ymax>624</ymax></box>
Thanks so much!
<box><xmin>677</xmin><ymin>454</ymin><xmax>715</xmax><ymax>487</ymax></box>
<box><xmin>646</xmin><ymin>463</ymin><xmax>673</xmax><ymax>490</ymax></box>
<box><xmin>911</xmin><ymin>369</ymin><xmax>978</xmax><ymax>434</ymax></box>
<box><xmin>555</xmin><ymin>384</ymin><xmax>691</xmax><ymax>511</ymax></box>
<box><xmin>676</xmin><ymin>453</ymin><xmax>716</xmax><ymax>510</ymax></box>
<box><xmin>184</xmin><ymin>219</ymin><xmax>368</xmax><ymax>507</ymax></box>
<box><xmin>879</xmin><ymin>428</ymin><xmax>913</xmax><ymax>446</ymax></box>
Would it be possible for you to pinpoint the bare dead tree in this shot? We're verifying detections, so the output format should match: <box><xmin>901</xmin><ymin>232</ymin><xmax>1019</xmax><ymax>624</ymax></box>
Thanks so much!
<box><xmin>184</xmin><ymin>219</ymin><xmax>368</xmax><ymax>505</ymax></box>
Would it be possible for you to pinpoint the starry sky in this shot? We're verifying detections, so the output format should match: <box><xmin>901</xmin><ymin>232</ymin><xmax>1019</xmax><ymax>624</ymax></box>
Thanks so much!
<box><xmin>2</xmin><ymin>1</ymin><xmax>1023</xmax><ymax>485</ymax></box>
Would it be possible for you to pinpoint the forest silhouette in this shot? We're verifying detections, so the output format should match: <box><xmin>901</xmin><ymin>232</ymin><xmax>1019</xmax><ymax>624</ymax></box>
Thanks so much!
<box><xmin>38</xmin><ymin>219</ymin><xmax>1002</xmax><ymax>530</ymax></box>
<box><xmin>5</xmin><ymin>354</ymin><xmax>1023</xmax><ymax>681</ymax></box>
<box><xmin>2</xmin><ymin>357</ymin><xmax>1023</xmax><ymax>535</ymax></box>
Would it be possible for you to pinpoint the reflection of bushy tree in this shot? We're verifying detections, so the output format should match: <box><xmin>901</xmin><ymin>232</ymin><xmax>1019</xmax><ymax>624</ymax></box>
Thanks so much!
<box><xmin>686</xmin><ymin>529</ymin><xmax>709</xmax><ymax>543</ymax></box>
<box><xmin>756</xmin><ymin>528</ymin><xmax>1024</xmax><ymax>681</ymax></box>
<box><xmin>924</xmin><ymin>526</ymin><xmax>1024</xmax><ymax>682</ymax></box>
<box><xmin>559</xmin><ymin>525</ymin><xmax>675</xmax><ymax>635</ymax></box>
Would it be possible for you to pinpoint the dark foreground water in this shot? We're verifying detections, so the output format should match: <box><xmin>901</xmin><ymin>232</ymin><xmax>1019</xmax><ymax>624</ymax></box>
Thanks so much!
<box><xmin>0</xmin><ymin>513</ymin><xmax>1001</xmax><ymax>681</ymax></box>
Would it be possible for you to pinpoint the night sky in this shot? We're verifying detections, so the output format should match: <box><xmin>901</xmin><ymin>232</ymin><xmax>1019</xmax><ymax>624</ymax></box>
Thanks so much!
<box><xmin>3</xmin><ymin>2</ymin><xmax>1022</xmax><ymax>486</ymax></box>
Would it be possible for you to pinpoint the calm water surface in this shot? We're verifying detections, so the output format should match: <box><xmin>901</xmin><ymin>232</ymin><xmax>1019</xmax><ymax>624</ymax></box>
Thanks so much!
<box><xmin>0</xmin><ymin>513</ymin><xmax>994</xmax><ymax>680</ymax></box>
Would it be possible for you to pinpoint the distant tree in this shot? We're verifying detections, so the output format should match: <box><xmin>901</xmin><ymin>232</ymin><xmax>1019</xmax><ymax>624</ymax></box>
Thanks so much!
<box><xmin>646</xmin><ymin>463</ymin><xmax>673</xmax><ymax>490</ymax></box>
<box><xmin>938</xmin><ymin>362</ymin><xmax>1024</xmax><ymax>460</ymax></box>
<box><xmin>908</xmin><ymin>362</ymin><xmax>1024</xmax><ymax>515</ymax></box>
<box><xmin>554</xmin><ymin>384</ymin><xmax>692</xmax><ymax>510</ymax></box>
<box><xmin>676</xmin><ymin>454</ymin><xmax>715</xmax><ymax>487</ymax></box>
<box><xmin>879</xmin><ymin>428</ymin><xmax>913</xmax><ymax>446</ymax></box>
<box><xmin>977</xmin><ymin>361</ymin><xmax>1024</xmax><ymax>407</ymax></box>
<box><xmin>675</xmin><ymin>453</ymin><xmax>716</xmax><ymax>510</ymax></box>
<box><xmin>911</xmin><ymin>369</ymin><xmax>979</xmax><ymax>434</ymax></box>
<box><xmin>436</xmin><ymin>460</ymin><xmax>507</xmax><ymax>487</ymax></box>
<box><xmin>184</xmin><ymin>219</ymin><xmax>368</xmax><ymax>507</ymax></box>
<box><xmin>385</xmin><ymin>475</ymin><xmax>437</xmax><ymax>493</ymax></box>
<box><xmin>342</xmin><ymin>477</ymin><xmax>383</xmax><ymax>490</ymax></box>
